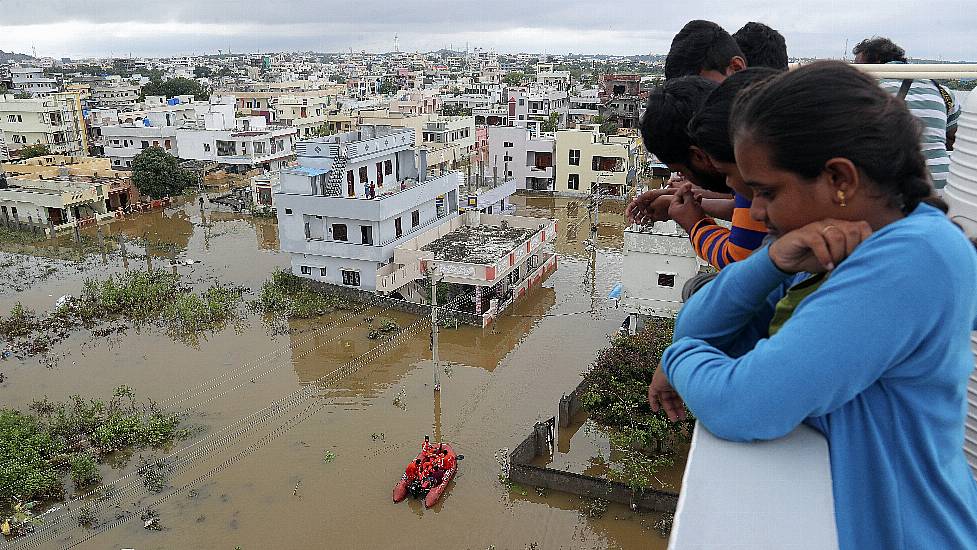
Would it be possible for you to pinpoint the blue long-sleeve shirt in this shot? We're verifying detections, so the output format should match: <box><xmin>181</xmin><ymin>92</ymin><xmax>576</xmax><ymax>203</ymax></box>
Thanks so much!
<box><xmin>662</xmin><ymin>203</ymin><xmax>977</xmax><ymax>549</ymax></box>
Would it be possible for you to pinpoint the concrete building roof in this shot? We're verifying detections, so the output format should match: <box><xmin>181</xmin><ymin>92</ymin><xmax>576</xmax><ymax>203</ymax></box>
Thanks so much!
<box><xmin>421</xmin><ymin>224</ymin><xmax>536</xmax><ymax>264</ymax></box>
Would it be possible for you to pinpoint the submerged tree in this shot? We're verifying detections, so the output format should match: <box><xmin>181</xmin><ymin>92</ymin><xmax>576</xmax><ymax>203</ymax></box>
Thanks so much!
<box><xmin>131</xmin><ymin>147</ymin><xmax>200</xmax><ymax>199</ymax></box>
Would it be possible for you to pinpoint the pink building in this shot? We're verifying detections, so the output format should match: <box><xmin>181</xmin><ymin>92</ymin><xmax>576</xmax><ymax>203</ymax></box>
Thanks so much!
<box><xmin>474</xmin><ymin>125</ymin><xmax>489</xmax><ymax>162</ymax></box>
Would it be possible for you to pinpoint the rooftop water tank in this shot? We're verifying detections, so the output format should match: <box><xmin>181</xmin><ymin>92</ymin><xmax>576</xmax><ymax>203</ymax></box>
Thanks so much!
<box><xmin>944</xmin><ymin>87</ymin><xmax>977</xmax><ymax>477</ymax></box>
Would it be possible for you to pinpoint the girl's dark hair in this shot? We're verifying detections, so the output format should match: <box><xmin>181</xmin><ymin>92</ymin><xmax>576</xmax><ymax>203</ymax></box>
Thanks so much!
<box><xmin>729</xmin><ymin>60</ymin><xmax>941</xmax><ymax>214</ymax></box>
<box><xmin>688</xmin><ymin>67</ymin><xmax>779</xmax><ymax>164</ymax></box>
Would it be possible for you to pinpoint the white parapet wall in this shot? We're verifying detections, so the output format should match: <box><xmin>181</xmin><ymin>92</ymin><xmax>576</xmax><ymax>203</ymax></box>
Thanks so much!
<box><xmin>944</xmin><ymin>87</ymin><xmax>977</xmax><ymax>476</ymax></box>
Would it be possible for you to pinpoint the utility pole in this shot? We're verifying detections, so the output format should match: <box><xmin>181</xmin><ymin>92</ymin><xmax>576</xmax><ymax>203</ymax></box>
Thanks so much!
<box><xmin>430</xmin><ymin>265</ymin><xmax>442</xmax><ymax>392</ymax></box>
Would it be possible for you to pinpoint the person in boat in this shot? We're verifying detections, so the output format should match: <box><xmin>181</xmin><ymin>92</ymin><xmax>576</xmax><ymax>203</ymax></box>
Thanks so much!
<box><xmin>404</xmin><ymin>458</ymin><xmax>422</xmax><ymax>484</ymax></box>
<box><xmin>422</xmin><ymin>435</ymin><xmax>432</xmax><ymax>454</ymax></box>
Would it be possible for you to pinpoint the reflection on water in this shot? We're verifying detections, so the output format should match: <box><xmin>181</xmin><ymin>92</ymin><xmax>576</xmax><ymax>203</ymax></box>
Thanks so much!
<box><xmin>511</xmin><ymin>195</ymin><xmax>626</xmax><ymax>259</ymax></box>
<box><xmin>287</xmin><ymin>283</ymin><xmax>558</xmax><ymax>396</ymax></box>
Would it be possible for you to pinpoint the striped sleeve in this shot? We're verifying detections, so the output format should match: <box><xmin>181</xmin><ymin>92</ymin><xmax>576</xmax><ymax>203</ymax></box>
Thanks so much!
<box><xmin>689</xmin><ymin>194</ymin><xmax>768</xmax><ymax>270</ymax></box>
<box><xmin>727</xmin><ymin>194</ymin><xmax>767</xmax><ymax>261</ymax></box>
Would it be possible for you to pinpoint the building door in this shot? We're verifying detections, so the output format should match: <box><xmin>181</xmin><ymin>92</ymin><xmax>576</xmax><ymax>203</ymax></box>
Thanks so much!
<box><xmin>395</xmin><ymin>217</ymin><xmax>402</xmax><ymax>238</ymax></box>
<box><xmin>376</xmin><ymin>162</ymin><xmax>383</xmax><ymax>186</ymax></box>
<box><xmin>347</xmin><ymin>172</ymin><xmax>355</xmax><ymax>197</ymax></box>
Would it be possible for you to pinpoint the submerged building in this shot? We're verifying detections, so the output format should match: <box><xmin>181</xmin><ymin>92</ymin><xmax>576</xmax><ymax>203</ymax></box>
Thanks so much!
<box><xmin>275</xmin><ymin>125</ymin><xmax>557</xmax><ymax>321</ymax></box>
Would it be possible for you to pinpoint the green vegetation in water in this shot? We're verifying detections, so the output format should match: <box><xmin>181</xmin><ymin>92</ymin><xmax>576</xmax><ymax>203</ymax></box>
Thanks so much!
<box><xmin>254</xmin><ymin>269</ymin><xmax>352</xmax><ymax>320</ymax></box>
<box><xmin>0</xmin><ymin>269</ymin><xmax>244</xmax><ymax>356</ymax></box>
<box><xmin>366</xmin><ymin>315</ymin><xmax>400</xmax><ymax>339</ymax></box>
<box><xmin>0</xmin><ymin>386</ymin><xmax>186</xmax><ymax>520</ymax></box>
<box><xmin>580</xmin><ymin>318</ymin><xmax>694</xmax><ymax>492</ymax></box>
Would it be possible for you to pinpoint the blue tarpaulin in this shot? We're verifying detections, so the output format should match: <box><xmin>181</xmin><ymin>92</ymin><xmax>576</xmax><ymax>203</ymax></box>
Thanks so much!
<box><xmin>167</xmin><ymin>97</ymin><xmax>180</xmax><ymax>105</ymax></box>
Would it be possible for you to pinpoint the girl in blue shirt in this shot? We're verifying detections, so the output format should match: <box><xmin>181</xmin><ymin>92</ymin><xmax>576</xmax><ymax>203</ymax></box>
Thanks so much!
<box><xmin>649</xmin><ymin>61</ymin><xmax>977</xmax><ymax>549</ymax></box>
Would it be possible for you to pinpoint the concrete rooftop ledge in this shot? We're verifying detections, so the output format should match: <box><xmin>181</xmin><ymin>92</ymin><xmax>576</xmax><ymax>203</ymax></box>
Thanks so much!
<box><xmin>669</xmin><ymin>424</ymin><xmax>838</xmax><ymax>550</ymax></box>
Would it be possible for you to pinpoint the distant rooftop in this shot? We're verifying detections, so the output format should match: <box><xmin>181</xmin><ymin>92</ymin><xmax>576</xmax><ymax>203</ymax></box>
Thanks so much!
<box><xmin>421</xmin><ymin>224</ymin><xmax>536</xmax><ymax>264</ymax></box>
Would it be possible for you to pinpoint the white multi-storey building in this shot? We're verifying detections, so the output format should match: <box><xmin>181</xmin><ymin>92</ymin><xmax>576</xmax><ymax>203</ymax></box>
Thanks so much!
<box><xmin>91</xmin><ymin>78</ymin><xmax>141</xmax><ymax>110</ymax></box>
<box><xmin>9</xmin><ymin>66</ymin><xmax>59</xmax><ymax>97</ymax></box>
<box><xmin>487</xmin><ymin>125</ymin><xmax>555</xmax><ymax>191</ymax></box>
<box><xmin>275</xmin><ymin>125</ymin><xmax>461</xmax><ymax>291</ymax></box>
<box><xmin>569</xmin><ymin>88</ymin><xmax>601</xmax><ymax>126</ymax></box>
<box><xmin>0</xmin><ymin>93</ymin><xmax>86</xmax><ymax>160</ymax></box>
<box><xmin>174</xmin><ymin>96</ymin><xmax>297</xmax><ymax>172</ymax></box>
<box><xmin>507</xmin><ymin>87</ymin><xmax>570</xmax><ymax>127</ymax></box>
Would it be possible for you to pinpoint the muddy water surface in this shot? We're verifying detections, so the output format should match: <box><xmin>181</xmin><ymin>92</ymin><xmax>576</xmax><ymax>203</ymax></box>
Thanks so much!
<box><xmin>0</xmin><ymin>195</ymin><xmax>674</xmax><ymax>550</ymax></box>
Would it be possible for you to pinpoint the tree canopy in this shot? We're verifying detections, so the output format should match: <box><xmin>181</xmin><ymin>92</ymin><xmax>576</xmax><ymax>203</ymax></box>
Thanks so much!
<box><xmin>377</xmin><ymin>77</ymin><xmax>400</xmax><ymax>95</ymax></box>
<box><xmin>502</xmin><ymin>71</ymin><xmax>525</xmax><ymax>86</ymax></box>
<box><xmin>18</xmin><ymin>144</ymin><xmax>50</xmax><ymax>160</ymax></box>
<box><xmin>140</xmin><ymin>77</ymin><xmax>209</xmax><ymax>101</ymax></box>
<box><xmin>541</xmin><ymin>111</ymin><xmax>561</xmax><ymax>133</ymax></box>
<box><xmin>131</xmin><ymin>147</ymin><xmax>200</xmax><ymax>199</ymax></box>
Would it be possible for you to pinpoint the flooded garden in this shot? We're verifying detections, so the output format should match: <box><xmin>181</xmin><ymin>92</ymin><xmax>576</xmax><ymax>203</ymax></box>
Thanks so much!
<box><xmin>0</xmin><ymin>194</ymin><xmax>682</xmax><ymax>549</ymax></box>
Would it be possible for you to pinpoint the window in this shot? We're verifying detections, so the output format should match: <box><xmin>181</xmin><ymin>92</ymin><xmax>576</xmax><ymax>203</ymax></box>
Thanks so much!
<box><xmin>141</xmin><ymin>141</ymin><xmax>150</xmax><ymax>149</ymax></box>
<box><xmin>300</xmin><ymin>266</ymin><xmax>312</xmax><ymax>275</ymax></box>
<box><xmin>658</xmin><ymin>273</ymin><xmax>676</xmax><ymax>288</ymax></box>
<box><xmin>518</xmin><ymin>99</ymin><xmax>525</xmax><ymax>106</ymax></box>
<box><xmin>152</xmin><ymin>141</ymin><xmax>159</xmax><ymax>147</ymax></box>
<box><xmin>333</xmin><ymin>223</ymin><xmax>348</xmax><ymax>241</ymax></box>
<box><xmin>319</xmin><ymin>267</ymin><xmax>327</xmax><ymax>277</ymax></box>
<box><xmin>342</xmin><ymin>270</ymin><xmax>360</xmax><ymax>287</ymax></box>
<box><xmin>361</xmin><ymin>225</ymin><xmax>373</xmax><ymax>245</ymax></box>
<box><xmin>164</xmin><ymin>139</ymin><xmax>171</xmax><ymax>149</ymax></box>
<box><xmin>359</xmin><ymin>166</ymin><xmax>368</xmax><ymax>183</ymax></box>
<box><xmin>254</xmin><ymin>142</ymin><xmax>265</xmax><ymax>154</ymax></box>
<box><xmin>384</xmin><ymin>159</ymin><xmax>393</xmax><ymax>175</ymax></box>
<box><xmin>503</xmin><ymin>154</ymin><xmax>512</xmax><ymax>162</ymax></box>
<box><xmin>568</xmin><ymin>174</ymin><xmax>579</xmax><ymax>190</ymax></box>
<box><xmin>203</xmin><ymin>143</ymin><xmax>212</xmax><ymax>152</ymax></box>
<box><xmin>395</xmin><ymin>217</ymin><xmax>403</xmax><ymax>238</ymax></box>
<box><xmin>412</xmin><ymin>210</ymin><xmax>420</xmax><ymax>228</ymax></box>
<box><xmin>285</xmin><ymin>208</ymin><xmax>293</xmax><ymax>215</ymax></box>
<box><xmin>568</xmin><ymin>149</ymin><xmax>580</xmax><ymax>166</ymax></box>
<box><xmin>503</xmin><ymin>141</ymin><xmax>513</xmax><ymax>148</ymax></box>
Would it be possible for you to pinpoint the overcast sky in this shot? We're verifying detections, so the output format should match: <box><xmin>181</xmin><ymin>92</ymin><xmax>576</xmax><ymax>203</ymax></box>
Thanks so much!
<box><xmin>1</xmin><ymin>0</ymin><xmax>975</xmax><ymax>61</ymax></box>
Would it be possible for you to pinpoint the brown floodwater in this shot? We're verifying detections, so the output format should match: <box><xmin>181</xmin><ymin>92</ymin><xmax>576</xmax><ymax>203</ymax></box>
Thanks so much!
<box><xmin>0</xmin><ymin>195</ymin><xmax>674</xmax><ymax>550</ymax></box>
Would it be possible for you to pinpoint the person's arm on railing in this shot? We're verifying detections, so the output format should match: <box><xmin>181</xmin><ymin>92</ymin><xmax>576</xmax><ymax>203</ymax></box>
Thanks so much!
<box><xmin>662</xmin><ymin>233</ymin><xmax>944</xmax><ymax>442</ymax></box>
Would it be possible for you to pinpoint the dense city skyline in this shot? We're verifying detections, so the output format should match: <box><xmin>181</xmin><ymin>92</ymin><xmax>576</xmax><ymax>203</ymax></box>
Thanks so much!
<box><xmin>1</xmin><ymin>0</ymin><xmax>976</xmax><ymax>61</ymax></box>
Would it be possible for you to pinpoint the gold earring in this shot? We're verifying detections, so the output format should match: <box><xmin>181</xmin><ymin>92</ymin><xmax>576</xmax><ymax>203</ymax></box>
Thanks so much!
<box><xmin>837</xmin><ymin>190</ymin><xmax>847</xmax><ymax>207</ymax></box>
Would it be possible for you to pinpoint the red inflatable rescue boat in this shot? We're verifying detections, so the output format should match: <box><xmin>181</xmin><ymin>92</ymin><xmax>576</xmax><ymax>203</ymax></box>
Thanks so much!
<box><xmin>392</xmin><ymin>443</ymin><xmax>457</xmax><ymax>508</ymax></box>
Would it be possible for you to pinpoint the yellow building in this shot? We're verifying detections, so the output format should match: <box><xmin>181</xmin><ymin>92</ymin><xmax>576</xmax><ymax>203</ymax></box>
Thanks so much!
<box><xmin>553</xmin><ymin>125</ymin><xmax>638</xmax><ymax>197</ymax></box>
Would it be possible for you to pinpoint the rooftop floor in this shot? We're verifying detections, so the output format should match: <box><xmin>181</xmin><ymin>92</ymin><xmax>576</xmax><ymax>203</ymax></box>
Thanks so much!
<box><xmin>421</xmin><ymin>224</ymin><xmax>536</xmax><ymax>264</ymax></box>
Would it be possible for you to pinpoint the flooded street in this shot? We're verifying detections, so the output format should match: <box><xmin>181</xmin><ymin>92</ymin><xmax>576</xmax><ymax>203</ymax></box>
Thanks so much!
<box><xmin>0</xmin><ymin>195</ymin><xmax>673</xmax><ymax>549</ymax></box>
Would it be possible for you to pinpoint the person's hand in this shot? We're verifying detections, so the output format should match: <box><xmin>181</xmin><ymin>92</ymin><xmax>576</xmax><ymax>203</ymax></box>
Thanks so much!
<box><xmin>626</xmin><ymin>188</ymin><xmax>675</xmax><ymax>224</ymax></box>
<box><xmin>667</xmin><ymin>183</ymin><xmax>709</xmax><ymax>232</ymax></box>
<box><xmin>769</xmin><ymin>219</ymin><xmax>873</xmax><ymax>274</ymax></box>
<box><xmin>666</xmin><ymin>174</ymin><xmax>688</xmax><ymax>188</ymax></box>
<box><xmin>648</xmin><ymin>364</ymin><xmax>687</xmax><ymax>421</ymax></box>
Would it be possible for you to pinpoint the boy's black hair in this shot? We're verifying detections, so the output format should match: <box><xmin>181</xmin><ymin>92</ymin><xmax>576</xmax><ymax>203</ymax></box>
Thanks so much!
<box><xmin>665</xmin><ymin>20</ymin><xmax>745</xmax><ymax>79</ymax></box>
<box><xmin>688</xmin><ymin>67</ymin><xmax>780</xmax><ymax>163</ymax></box>
<box><xmin>852</xmin><ymin>37</ymin><xmax>907</xmax><ymax>64</ymax></box>
<box><xmin>640</xmin><ymin>76</ymin><xmax>718</xmax><ymax>165</ymax></box>
<box><xmin>733</xmin><ymin>22</ymin><xmax>789</xmax><ymax>71</ymax></box>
